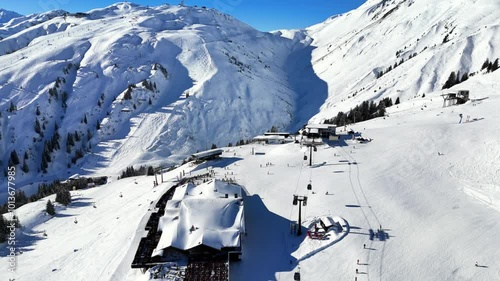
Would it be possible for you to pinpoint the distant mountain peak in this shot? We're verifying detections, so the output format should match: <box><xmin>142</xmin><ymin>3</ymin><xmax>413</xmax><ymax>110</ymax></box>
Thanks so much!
<box><xmin>0</xmin><ymin>8</ymin><xmax>23</xmax><ymax>23</ymax></box>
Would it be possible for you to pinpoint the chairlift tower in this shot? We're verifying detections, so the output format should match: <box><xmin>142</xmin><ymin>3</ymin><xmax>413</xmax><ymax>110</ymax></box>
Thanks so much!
<box><xmin>293</xmin><ymin>195</ymin><xmax>308</xmax><ymax>236</ymax></box>
<box><xmin>306</xmin><ymin>144</ymin><xmax>318</xmax><ymax>166</ymax></box>
<box><xmin>304</xmin><ymin>128</ymin><xmax>318</xmax><ymax>166</ymax></box>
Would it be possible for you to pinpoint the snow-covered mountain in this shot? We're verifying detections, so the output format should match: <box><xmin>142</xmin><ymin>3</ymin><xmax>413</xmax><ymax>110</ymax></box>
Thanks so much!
<box><xmin>0</xmin><ymin>9</ymin><xmax>22</xmax><ymax>24</ymax></box>
<box><xmin>1</xmin><ymin>0</ymin><xmax>500</xmax><ymax>193</ymax></box>
<box><xmin>302</xmin><ymin>0</ymin><xmax>500</xmax><ymax>122</ymax></box>
<box><xmin>0</xmin><ymin>3</ymin><xmax>315</xmax><ymax>188</ymax></box>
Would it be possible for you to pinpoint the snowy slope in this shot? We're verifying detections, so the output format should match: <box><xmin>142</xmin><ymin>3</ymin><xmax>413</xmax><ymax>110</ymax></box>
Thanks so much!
<box><xmin>0</xmin><ymin>10</ymin><xmax>67</xmax><ymax>40</ymax></box>
<box><xmin>0</xmin><ymin>3</ymin><xmax>315</xmax><ymax>193</ymax></box>
<box><xmin>2</xmin><ymin>76</ymin><xmax>500</xmax><ymax>280</ymax></box>
<box><xmin>302</xmin><ymin>0</ymin><xmax>500</xmax><ymax>122</ymax></box>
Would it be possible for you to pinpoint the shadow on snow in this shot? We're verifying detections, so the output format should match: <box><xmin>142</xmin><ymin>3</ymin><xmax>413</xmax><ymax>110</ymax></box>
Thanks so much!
<box><xmin>231</xmin><ymin>195</ymin><xmax>305</xmax><ymax>280</ymax></box>
<box><xmin>190</xmin><ymin>157</ymin><xmax>243</xmax><ymax>173</ymax></box>
<box><xmin>285</xmin><ymin>43</ymin><xmax>328</xmax><ymax>132</ymax></box>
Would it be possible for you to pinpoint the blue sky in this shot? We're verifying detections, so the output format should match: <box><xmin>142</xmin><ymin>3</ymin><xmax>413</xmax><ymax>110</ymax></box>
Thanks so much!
<box><xmin>1</xmin><ymin>0</ymin><xmax>366</xmax><ymax>31</ymax></box>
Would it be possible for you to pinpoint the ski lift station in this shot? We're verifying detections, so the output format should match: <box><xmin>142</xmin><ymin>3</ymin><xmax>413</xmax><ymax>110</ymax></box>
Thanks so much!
<box><xmin>188</xmin><ymin>148</ymin><xmax>223</xmax><ymax>163</ymax></box>
<box><xmin>302</xmin><ymin>124</ymin><xmax>337</xmax><ymax>140</ymax></box>
<box><xmin>441</xmin><ymin>90</ymin><xmax>470</xmax><ymax>107</ymax></box>
<box><xmin>253</xmin><ymin>132</ymin><xmax>293</xmax><ymax>144</ymax></box>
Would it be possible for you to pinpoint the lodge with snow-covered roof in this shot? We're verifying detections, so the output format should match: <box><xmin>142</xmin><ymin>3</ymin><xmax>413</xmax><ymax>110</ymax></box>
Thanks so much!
<box><xmin>152</xmin><ymin>179</ymin><xmax>246</xmax><ymax>261</ymax></box>
<box><xmin>302</xmin><ymin>124</ymin><xmax>337</xmax><ymax>140</ymax></box>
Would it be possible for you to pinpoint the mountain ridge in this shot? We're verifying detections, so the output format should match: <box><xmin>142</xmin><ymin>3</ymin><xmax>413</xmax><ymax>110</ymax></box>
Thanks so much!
<box><xmin>0</xmin><ymin>3</ymin><xmax>319</xmax><ymax>193</ymax></box>
<box><xmin>0</xmin><ymin>8</ymin><xmax>22</xmax><ymax>24</ymax></box>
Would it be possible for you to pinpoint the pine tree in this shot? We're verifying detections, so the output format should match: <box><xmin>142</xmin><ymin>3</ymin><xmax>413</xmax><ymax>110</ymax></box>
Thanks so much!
<box><xmin>369</xmin><ymin>101</ymin><xmax>378</xmax><ymax>117</ymax></box>
<box><xmin>211</xmin><ymin>143</ymin><xmax>217</xmax><ymax>149</ymax></box>
<box><xmin>15</xmin><ymin>191</ymin><xmax>28</xmax><ymax>206</ymax></box>
<box><xmin>487</xmin><ymin>62</ymin><xmax>493</xmax><ymax>73</ymax></box>
<box><xmin>36</xmin><ymin>106</ymin><xmax>41</xmax><ymax>115</ymax></box>
<box><xmin>9</xmin><ymin>101</ymin><xmax>16</xmax><ymax>112</ymax></box>
<box><xmin>43</xmin><ymin>142</ymin><xmax>51</xmax><ymax>162</ymax></box>
<box><xmin>492</xmin><ymin>58</ymin><xmax>499</xmax><ymax>72</ymax></box>
<box><xmin>442</xmin><ymin>71</ymin><xmax>456</xmax><ymax>89</ymax></box>
<box><xmin>0</xmin><ymin>215</ymin><xmax>8</xmax><ymax>243</ymax></box>
<box><xmin>35</xmin><ymin>118</ymin><xmax>42</xmax><ymax>135</ymax></box>
<box><xmin>83</xmin><ymin>115</ymin><xmax>87</xmax><ymax>124</ymax></box>
<box><xmin>21</xmin><ymin>159</ymin><xmax>29</xmax><ymax>173</ymax></box>
<box><xmin>123</xmin><ymin>87</ymin><xmax>133</xmax><ymax>100</ymax></box>
<box><xmin>67</xmin><ymin>133</ymin><xmax>74</xmax><ymax>146</ymax></box>
<box><xmin>24</xmin><ymin>151</ymin><xmax>29</xmax><ymax>160</ymax></box>
<box><xmin>52</xmin><ymin>131</ymin><xmax>60</xmax><ymax>150</ymax></box>
<box><xmin>46</xmin><ymin>200</ymin><xmax>55</xmax><ymax>216</ymax></box>
<box><xmin>62</xmin><ymin>92</ymin><xmax>68</xmax><ymax>108</ymax></box>
<box><xmin>96</xmin><ymin>121</ymin><xmax>100</xmax><ymax>130</ymax></box>
<box><xmin>455</xmin><ymin>71</ymin><xmax>461</xmax><ymax>85</ymax></box>
<box><xmin>56</xmin><ymin>188</ymin><xmax>71</xmax><ymax>206</ymax></box>
<box><xmin>461</xmin><ymin>72</ymin><xmax>469</xmax><ymax>83</ymax></box>
<box><xmin>147</xmin><ymin>166</ymin><xmax>154</xmax><ymax>176</ymax></box>
<box><xmin>10</xmin><ymin>150</ymin><xmax>20</xmax><ymax>165</ymax></box>
<box><xmin>481</xmin><ymin>59</ymin><xmax>490</xmax><ymax>70</ymax></box>
<box><xmin>41</xmin><ymin>153</ymin><xmax>48</xmax><ymax>172</ymax></box>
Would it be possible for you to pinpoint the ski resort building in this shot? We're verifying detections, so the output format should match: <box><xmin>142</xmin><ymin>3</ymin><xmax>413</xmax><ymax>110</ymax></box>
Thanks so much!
<box><xmin>302</xmin><ymin>124</ymin><xmax>337</xmax><ymax>140</ymax></box>
<box><xmin>263</xmin><ymin>132</ymin><xmax>291</xmax><ymax>138</ymax></box>
<box><xmin>189</xmin><ymin>149</ymin><xmax>224</xmax><ymax>163</ymax></box>
<box><xmin>253</xmin><ymin>135</ymin><xmax>288</xmax><ymax>144</ymax></box>
<box><xmin>152</xmin><ymin>179</ymin><xmax>246</xmax><ymax>261</ymax></box>
<box><xmin>441</xmin><ymin>90</ymin><xmax>470</xmax><ymax>107</ymax></box>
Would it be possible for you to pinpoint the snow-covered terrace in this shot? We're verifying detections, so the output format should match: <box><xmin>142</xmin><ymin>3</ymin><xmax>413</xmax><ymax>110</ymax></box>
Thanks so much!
<box><xmin>152</xmin><ymin>180</ymin><xmax>245</xmax><ymax>257</ymax></box>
